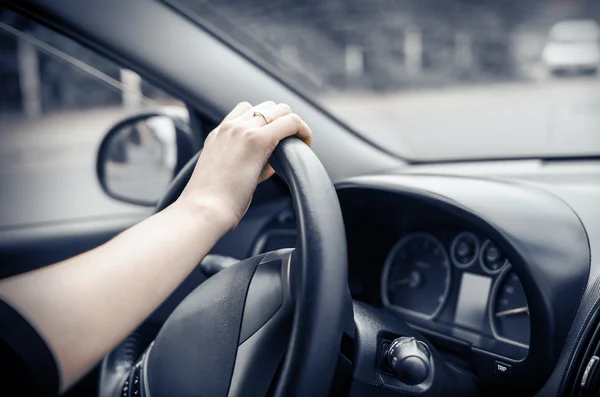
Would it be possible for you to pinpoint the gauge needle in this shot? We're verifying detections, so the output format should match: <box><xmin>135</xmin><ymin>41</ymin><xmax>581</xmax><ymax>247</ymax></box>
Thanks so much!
<box><xmin>495</xmin><ymin>306</ymin><xmax>529</xmax><ymax>317</ymax></box>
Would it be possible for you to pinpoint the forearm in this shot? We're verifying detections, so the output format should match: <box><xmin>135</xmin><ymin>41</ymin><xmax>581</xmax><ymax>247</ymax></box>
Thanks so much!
<box><xmin>0</xmin><ymin>200</ymin><xmax>228</xmax><ymax>392</ymax></box>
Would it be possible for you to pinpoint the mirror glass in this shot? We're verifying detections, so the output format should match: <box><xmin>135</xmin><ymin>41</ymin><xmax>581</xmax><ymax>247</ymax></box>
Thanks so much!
<box><xmin>102</xmin><ymin>116</ymin><xmax>177</xmax><ymax>204</ymax></box>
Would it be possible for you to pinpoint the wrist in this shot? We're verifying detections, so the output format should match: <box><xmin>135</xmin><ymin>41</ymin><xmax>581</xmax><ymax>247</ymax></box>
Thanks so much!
<box><xmin>172</xmin><ymin>194</ymin><xmax>235</xmax><ymax>235</ymax></box>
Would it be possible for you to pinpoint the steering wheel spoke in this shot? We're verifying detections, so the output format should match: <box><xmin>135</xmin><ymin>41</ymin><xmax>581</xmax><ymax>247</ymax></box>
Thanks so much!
<box><xmin>228</xmin><ymin>249</ymin><xmax>294</xmax><ymax>396</ymax></box>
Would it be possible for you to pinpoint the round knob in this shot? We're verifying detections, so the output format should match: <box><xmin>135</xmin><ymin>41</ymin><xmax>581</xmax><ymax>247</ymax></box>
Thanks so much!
<box><xmin>386</xmin><ymin>337</ymin><xmax>431</xmax><ymax>385</ymax></box>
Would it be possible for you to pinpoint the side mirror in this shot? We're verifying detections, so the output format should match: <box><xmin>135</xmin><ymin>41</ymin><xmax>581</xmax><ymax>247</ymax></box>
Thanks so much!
<box><xmin>96</xmin><ymin>112</ymin><xmax>196</xmax><ymax>206</ymax></box>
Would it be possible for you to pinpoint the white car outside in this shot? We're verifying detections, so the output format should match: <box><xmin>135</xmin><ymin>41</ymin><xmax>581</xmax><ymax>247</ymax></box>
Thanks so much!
<box><xmin>542</xmin><ymin>19</ymin><xmax>600</xmax><ymax>75</ymax></box>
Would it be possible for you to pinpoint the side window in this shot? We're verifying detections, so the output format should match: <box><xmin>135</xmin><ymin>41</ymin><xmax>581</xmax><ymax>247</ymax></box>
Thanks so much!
<box><xmin>0</xmin><ymin>10</ymin><xmax>185</xmax><ymax>227</ymax></box>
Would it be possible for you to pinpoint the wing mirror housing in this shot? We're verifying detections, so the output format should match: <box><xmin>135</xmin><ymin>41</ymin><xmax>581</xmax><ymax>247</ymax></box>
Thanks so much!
<box><xmin>96</xmin><ymin>110</ymin><xmax>197</xmax><ymax>206</ymax></box>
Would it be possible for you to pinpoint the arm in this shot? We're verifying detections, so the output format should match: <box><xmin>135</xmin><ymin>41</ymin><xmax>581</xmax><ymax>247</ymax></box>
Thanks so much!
<box><xmin>0</xmin><ymin>101</ymin><xmax>311</xmax><ymax>393</ymax></box>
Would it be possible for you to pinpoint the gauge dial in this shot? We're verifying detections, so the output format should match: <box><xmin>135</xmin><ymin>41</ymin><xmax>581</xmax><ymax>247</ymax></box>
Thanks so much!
<box><xmin>450</xmin><ymin>232</ymin><xmax>479</xmax><ymax>269</ymax></box>
<box><xmin>491</xmin><ymin>268</ymin><xmax>530</xmax><ymax>347</ymax></box>
<box><xmin>381</xmin><ymin>232</ymin><xmax>451</xmax><ymax>319</ymax></box>
<box><xmin>480</xmin><ymin>240</ymin><xmax>507</xmax><ymax>275</ymax></box>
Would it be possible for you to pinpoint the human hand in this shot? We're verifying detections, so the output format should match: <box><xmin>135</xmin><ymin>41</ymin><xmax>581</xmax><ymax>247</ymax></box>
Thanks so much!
<box><xmin>177</xmin><ymin>101</ymin><xmax>312</xmax><ymax>231</ymax></box>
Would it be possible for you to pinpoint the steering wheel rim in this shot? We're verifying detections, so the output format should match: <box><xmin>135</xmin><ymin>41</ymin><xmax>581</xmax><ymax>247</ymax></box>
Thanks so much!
<box><xmin>99</xmin><ymin>137</ymin><xmax>351</xmax><ymax>397</ymax></box>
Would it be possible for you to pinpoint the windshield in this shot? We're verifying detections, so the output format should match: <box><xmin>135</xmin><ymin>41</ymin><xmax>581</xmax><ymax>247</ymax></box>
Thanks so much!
<box><xmin>172</xmin><ymin>0</ymin><xmax>600</xmax><ymax>161</ymax></box>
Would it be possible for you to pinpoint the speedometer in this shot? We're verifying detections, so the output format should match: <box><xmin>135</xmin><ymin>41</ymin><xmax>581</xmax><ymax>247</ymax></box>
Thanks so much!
<box><xmin>381</xmin><ymin>232</ymin><xmax>451</xmax><ymax>319</ymax></box>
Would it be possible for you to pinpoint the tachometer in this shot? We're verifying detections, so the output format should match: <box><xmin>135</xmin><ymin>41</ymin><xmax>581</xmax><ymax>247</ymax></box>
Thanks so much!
<box><xmin>490</xmin><ymin>267</ymin><xmax>530</xmax><ymax>347</ymax></box>
<box><xmin>381</xmin><ymin>232</ymin><xmax>451</xmax><ymax>319</ymax></box>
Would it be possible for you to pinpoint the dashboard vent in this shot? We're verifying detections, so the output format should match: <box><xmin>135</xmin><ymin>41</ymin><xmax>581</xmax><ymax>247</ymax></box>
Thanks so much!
<box><xmin>568</xmin><ymin>307</ymin><xmax>600</xmax><ymax>396</ymax></box>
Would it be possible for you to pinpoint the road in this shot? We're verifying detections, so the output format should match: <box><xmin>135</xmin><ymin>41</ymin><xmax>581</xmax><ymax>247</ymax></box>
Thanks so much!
<box><xmin>1</xmin><ymin>78</ymin><xmax>599</xmax><ymax>227</ymax></box>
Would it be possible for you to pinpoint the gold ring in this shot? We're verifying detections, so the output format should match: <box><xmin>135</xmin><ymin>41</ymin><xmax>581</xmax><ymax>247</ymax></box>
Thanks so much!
<box><xmin>253</xmin><ymin>111</ymin><xmax>272</xmax><ymax>125</ymax></box>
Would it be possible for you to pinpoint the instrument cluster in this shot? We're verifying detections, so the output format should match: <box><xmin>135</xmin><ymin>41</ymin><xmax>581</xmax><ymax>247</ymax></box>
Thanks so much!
<box><xmin>381</xmin><ymin>231</ymin><xmax>530</xmax><ymax>348</ymax></box>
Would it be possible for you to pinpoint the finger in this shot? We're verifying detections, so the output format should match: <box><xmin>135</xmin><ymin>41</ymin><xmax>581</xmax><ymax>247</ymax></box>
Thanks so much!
<box><xmin>258</xmin><ymin>165</ymin><xmax>275</xmax><ymax>183</ymax></box>
<box><xmin>243</xmin><ymin>102</ymin><xmax>293</xmax><ymax>129</ymax></box>
<box><xmin>213</xmin><ymin>101</ymin><xmax>272</xmax><ymax>138</ymax></box>
<box><xmin>254</xmin><ymin>100</ymin><xmax>277</xmax><ymax>111</ymax></box>
<box><xmin>259</xmin><ymin>113</ymin><xmax>312</xmax><ymax>147</ymax></box>
<box><xmin>262</xmin><ymin>103</ymin><xmax>292</xmax><ymax>122</ymax></box>
<box><xmin>222</xmin><ymin>101</ymin><xmax>253</xmax><ymax>123</ymax></box>
<box><xmin>233</xmin><ymin>100</ymin><xmax>277</xmax><ymax>122</ymax></box>
<box><xmin>210</xmin><ymin>102</ymin><xmax>253</xmax><ymax>139</ymax></box>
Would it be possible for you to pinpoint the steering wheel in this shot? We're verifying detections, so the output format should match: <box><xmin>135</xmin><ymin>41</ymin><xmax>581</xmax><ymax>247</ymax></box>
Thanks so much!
<box><xmin>99</xmin><ymin>137</ymin><xmax>352</xmax><ymax>397</ymax></box>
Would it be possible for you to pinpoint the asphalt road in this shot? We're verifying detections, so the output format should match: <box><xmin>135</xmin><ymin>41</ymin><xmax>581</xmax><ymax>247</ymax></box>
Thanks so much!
<box><xmin>1</xmin><ymin>78</ymin><xmax>599</xmax><ymax>227</ymax></box>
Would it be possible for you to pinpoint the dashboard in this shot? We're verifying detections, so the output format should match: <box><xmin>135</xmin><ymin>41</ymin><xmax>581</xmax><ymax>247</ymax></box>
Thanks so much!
<box><xmin>333</xmin><ymin>186</ymin><xmax>540</xmax><ymax>368</ymax></box>
<box><xmin>334</xmin><ymin>174</ymin><xmax>593</xmax><ymax>396</ymax></box>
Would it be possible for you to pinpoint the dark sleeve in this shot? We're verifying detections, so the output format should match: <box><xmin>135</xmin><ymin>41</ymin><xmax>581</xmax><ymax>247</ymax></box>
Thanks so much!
<box><xmin>0</xmin><ymin>300</ymin><xmax>60</xmax><ymax>397</ymax></box>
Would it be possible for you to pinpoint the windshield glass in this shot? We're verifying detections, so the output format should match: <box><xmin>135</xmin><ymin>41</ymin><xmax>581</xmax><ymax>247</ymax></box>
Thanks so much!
<box><xmin>172</xmin><ymin>0</ymin><xmax>600</xmax><ymax>161</ymax></box>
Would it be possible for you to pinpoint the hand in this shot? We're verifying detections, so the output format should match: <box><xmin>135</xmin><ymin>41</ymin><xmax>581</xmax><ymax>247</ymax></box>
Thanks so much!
<box><xmin>177</xmin><ymin>101</ymin><xmax>312</xmax><ymax>231</ymax></box>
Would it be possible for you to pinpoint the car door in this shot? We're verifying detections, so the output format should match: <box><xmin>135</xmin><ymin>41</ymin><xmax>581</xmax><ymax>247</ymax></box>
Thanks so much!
<box><xmin>0</xmin><ymin>9</ymin><xmax>195</xmax><ymax>279</ymax></box>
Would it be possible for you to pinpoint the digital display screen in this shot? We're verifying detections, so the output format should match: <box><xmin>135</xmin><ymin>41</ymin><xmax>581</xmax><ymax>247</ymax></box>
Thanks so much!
<box><xmin>454</xmin><ymin>273</ymin><xmax>492</xmax><ymax>331</ymax></box>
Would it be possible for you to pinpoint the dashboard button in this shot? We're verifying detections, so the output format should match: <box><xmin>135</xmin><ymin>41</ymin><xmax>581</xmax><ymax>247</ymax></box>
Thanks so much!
<box><xmin>385</xmin><ymin>337</ymin><xmax>432</xmax><ymax>385</ymax></box>
<box><xmin>494</xmin><ymin>361</ymin><xmax>512</xmax><ymax>376</ymax></box>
